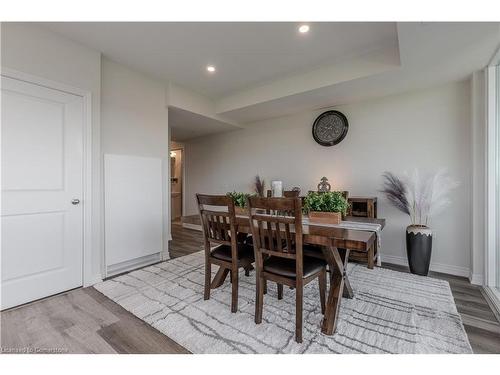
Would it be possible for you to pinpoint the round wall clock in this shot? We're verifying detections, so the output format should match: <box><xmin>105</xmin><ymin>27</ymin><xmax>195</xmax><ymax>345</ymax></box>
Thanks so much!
<box><xmin>312</xmin><ymin>110</ymin><xmax>349</xmax><ymax>146</ymax></box>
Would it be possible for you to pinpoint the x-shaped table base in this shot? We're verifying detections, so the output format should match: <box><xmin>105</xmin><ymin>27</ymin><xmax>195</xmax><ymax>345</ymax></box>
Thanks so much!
<box><xmin>320</xmin><ymin>241</ymin><xmax>353</xmax><ymax>335</ymax></box>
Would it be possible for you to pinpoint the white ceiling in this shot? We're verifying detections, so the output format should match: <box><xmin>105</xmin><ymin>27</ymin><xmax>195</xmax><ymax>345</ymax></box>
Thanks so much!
<box><xmin>43</xmin><ymin>22</ymin><xmax>398</xmax><ymax>98</ymax></box>
<box><xmin>169</xmin><ymin>106</ymin><xmax>237</xmax><ymax>141</ymax></box>
<box><xmin>219</xmin><ymin>23</ymin><xmax>500</xmax><ymax>123</ymax></box>
<box><xmin>42</xmin><ymin>22</ymin><xmax>500</xmax><ymax>132</ymax></box>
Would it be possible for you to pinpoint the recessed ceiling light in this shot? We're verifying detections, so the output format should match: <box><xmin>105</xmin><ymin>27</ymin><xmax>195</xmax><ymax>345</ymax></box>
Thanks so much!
<box><xmin>298</xmin><ymin>24</ymin><xmax>310</xmax><ymax>33</ymax></box>
<box><xmin>206</xmin><ymin>65</ymin><xmax>216</xmax><ymax>73</ymax></box>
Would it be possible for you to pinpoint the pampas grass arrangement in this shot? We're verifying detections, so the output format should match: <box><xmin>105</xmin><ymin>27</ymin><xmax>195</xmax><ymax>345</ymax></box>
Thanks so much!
<box><xmin>381</xmin><ymin>170</ymin><xmax>458</xmax><ymax>226</ymax></box>
<box><xmin>254</xmin><ymin>175</ymin><xmax>265</xmax><ymax>197</ymax></box>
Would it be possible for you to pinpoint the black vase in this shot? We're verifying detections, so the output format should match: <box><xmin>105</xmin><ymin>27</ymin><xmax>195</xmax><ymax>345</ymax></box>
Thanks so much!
<box><xmin>406</xmin><ymin>225</ymin><xmax>433</xmax><ymax>276</ymax></box>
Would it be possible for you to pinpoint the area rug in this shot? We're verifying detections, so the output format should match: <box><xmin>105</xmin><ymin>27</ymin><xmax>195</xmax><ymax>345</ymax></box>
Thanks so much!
<box><xmin>94</xmin><ymin>252</ymin><xmax>472</xmax><ymax>354</ymax></box>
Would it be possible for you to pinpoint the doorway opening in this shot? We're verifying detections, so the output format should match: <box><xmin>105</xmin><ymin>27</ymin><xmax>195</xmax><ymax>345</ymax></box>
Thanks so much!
<box><xmin>168</xmin><ymin>142</ymin><xmax>204</xmax><ymax>258</ymax></box>
<box><xmin>170</xmin><ymin>147</ymin><xmax>183</xmax><ymax>223</ymax></box>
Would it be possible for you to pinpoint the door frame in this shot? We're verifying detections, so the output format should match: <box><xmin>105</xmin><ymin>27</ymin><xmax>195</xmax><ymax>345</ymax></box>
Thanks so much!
<box><xmin>484</xmin><ymin>56</ymin><xmax>500</xmax><ymax>315</ymax></box>
<box><xmin>170</xmin><ymin>147</ymin><xmax>185</xmax><ymax>219</ymax></box>
<box><xmin>1</xmin><ymin>67</ymin><xmax>96</xmax><ymax>288</ymax></box>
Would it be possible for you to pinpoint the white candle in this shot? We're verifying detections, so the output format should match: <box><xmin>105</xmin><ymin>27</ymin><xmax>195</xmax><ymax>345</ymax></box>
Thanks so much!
<box><xmin>271</xmin><ymin>180</ymin><xmax>283</xmax><ymax>197</ymax></box>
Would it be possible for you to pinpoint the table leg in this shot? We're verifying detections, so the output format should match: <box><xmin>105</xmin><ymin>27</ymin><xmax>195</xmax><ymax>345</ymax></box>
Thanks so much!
<box><xmin>367</xmin><ymin>244</ymin><xmax>375</xmax><ymax>269</ymax></box>
<box><xmin>338</xmin><ymin>248</ymin><xmax>353</xmax><ymax>299</ymax></box>
<box><xmin>320</xmin><ymin>241</ymin><xmax>353</xmax><ymax>335</ymax></box>
<box><xmin>322</xmin><ymin>264</ymin><xmax>343</xmax><ymax>335</ymax></box>
<box><xmin>210</xmin><ymin>267</ymin><xmax>229</xmax><ymax>289</ymax></box>
<box><xmin>375</xmin><ymin>240</ymin><xmax>382</xmax><ymax>267</ymax></box>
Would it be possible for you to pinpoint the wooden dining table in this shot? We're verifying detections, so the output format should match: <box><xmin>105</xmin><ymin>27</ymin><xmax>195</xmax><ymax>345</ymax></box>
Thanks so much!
<box><xmin>208</xmin><ymin>214</ymin><xmax>385</xmax><ymax>335</ymax></box>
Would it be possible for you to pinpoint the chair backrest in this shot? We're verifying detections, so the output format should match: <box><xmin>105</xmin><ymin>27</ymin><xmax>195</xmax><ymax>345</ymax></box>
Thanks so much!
<box><xmin>196</xmin><ymin>194</ymin><xmax>238</xmax><ymax>253</ymax></box>
<box><xmin>247</xmin><ymin>197</ymin><xmax>304</xmax><ymax>277</ymax></box>
<box><xmin>266</xmin><ymin>189</ymin><xmax>301</xmax><ymax>198</ymax></box>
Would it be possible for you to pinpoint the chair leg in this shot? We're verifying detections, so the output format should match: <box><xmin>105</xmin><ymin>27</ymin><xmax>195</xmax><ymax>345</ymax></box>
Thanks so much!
<box><xmin>243</xmin><ymin>263</ymin><xmax>254</xmax><ymax>277</ymax></box>
<box><xmin>255</xmin><ymin>275</ymin><xmax>264</xmax><ymax>324</ymax></box>
<box><xmin>231</xmin><ymin>267</ymin><xmax>238</xmax><ymax>313</ymax></box>
<box><xmin>277</xmin><ymin>283</ymin><xmax>283</xmax><ymax>300</ymax></box>
<box><xmin>319</xmin><ymin>269</ymin><xmax>326</xmax><ymax>314</ymax></box>
<box><xmin>263</xmin><ymin>279</ymin><xmax>268</xmax><ymax>295</ymax></box>
<box><xmin>295</xmin><ymin>281</ymin><xmax>303</xmax><ymax>343</ymax></box>
<box><xmin>204</xmin><ymin>260</ymin><xmax>211</xmax><ymax>300</ymax></box>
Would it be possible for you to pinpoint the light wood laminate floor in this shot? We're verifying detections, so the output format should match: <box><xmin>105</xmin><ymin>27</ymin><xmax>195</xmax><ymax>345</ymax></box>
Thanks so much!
<box><xmin>1</xmin><ymin>225</ymin><xmax>499</xmax><ymax>354</ymax></box>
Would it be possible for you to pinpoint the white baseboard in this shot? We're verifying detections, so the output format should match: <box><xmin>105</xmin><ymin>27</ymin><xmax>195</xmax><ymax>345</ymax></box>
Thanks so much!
<box><xmin>84</xmin><ymin>274</ymin><xmax>104</xmax><ymax>287</ymax></box>
<box><xmin>469</xmin><ymin>273</ymin><xmax>484</xmax><ymax>286</ymax></box>
<box><xmin>182</xmin><ymin>223</ymin><xmax>202</xmax><ymax>231</ymax></box>
<box><xmin>482</xmin><ymin>286</ymin><xmax>500</xmax><ymax>321</ymax></box>
<box><xmin>381</xmin><ymin>254</ymin><xmax>470</xmax><ymax>278</ymax></box>
<box><xmin>177</xmin><ymin>222</ymin><xmax>473</xmax><ymax>280</ymax></box>
<box><xmin>106</xmin><ymin>252</ymin><xmax>162</xmax><ymax>277</ymax></box>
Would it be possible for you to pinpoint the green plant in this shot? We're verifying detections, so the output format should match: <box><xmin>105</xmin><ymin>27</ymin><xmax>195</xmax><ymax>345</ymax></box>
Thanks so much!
<box><xmin>303</xmin><ymin>191</ymin><xmax>349</xmax><ymax>215</ymax></box>
<box><xmin>226</xmin><ymin>191</ymin><xmax>255</xmax><ymax>208</ymax></box>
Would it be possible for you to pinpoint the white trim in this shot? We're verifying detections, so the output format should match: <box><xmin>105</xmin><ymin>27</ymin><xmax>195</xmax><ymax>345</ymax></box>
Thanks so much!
<box><xmin>182</xmin><ymin>222</ymin><xmax>202</xmax><ymax>231</ymax></box>
<box><xmin>171</xmin><ymin>146</ymin><xmax>185</xmax><ymax>217</ymax></box>
<box><xmin>483</xmin><ymin>286</ymin><xmax>500</xmax><ymax>319</ymax></box>
<box><xmin>106</xmin><ymin>252</ymin><xmax>162</xmax><ymax>278</ymax></box>
<box><xmin>469</xmin><ymin>273</ymin><xmax>484</xmax><ymax>286</ymax></box>
<box><xmin>0</xmin><ymin>67</ymin><xmax>99</xmax><ymax>287</ymax></box>
<box><xmin>485</xmin><ymin>65</ymin><xmax>498</xmax><ymax>287</ymax></box>
<box><xmin>381</xmin><ymin>254</ymin><xmax>470</xmax><ymax>278</ymax></box>
<box><xmin>167</xmin><ymin>116</ymin><xmax>172</xmax><ymax>245</ymax></box>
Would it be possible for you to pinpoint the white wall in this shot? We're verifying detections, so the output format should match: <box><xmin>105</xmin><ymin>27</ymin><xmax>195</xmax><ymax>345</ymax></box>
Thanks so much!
<box><xmin>1</xmin><ymin>24</ymin><xmax>172</xmax><ymax>281</ymax></box>
<box><xmin>1</xmin><ymin>22</ymin><xmax>103</xmax><ymax>284</ymax></box>
<box><xmin>185</xmin><ymin>80</ymin><xmax>472</xmax><ymax>276</ymax></box>
<box><xmin>101</xmin><ymin>58</ymin><xmax>170</xmax><ymax>265</ymax></box>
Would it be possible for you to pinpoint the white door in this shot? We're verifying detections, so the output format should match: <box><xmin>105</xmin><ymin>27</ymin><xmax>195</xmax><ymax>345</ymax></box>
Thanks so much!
<box><xmin>1</xmin><ymin>76</ymin><xmax>84</xmax><ymax>310</ymax></box>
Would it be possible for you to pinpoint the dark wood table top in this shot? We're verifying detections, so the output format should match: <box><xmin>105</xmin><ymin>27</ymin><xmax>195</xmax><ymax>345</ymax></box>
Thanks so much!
<box><xmin>233</xmin><ymin>215</ymin><xmax>385</xmax><ymax>252</ymax></box>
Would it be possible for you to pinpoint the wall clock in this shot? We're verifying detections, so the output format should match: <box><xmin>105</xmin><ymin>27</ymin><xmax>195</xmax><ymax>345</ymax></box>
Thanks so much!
<box><xmin>312</xmin><ymin>110</ymin><xmax>349</xmax><ymax>146</ymax></box>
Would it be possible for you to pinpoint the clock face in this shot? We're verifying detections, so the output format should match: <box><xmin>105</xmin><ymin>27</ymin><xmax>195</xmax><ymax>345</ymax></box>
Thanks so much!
<box><xmin>312</xmin><ymin>111</ymin><xmax>349</xmax><ymax>146</ymax></box>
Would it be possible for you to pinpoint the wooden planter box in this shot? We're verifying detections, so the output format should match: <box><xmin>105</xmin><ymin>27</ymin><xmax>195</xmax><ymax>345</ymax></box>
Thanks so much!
<box><xmin>234</xmin><ymin>206</ymin><xmax>249</xmax><ymax>216</ymax></box>
<box><xmin>309</xmin><ymin>211</ymin><xmax>342</xmax><ymax>225</ymax></box>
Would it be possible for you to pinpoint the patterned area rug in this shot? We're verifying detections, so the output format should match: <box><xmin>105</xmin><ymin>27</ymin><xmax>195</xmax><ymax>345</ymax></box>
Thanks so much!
<box><xmin>95</xmin><ymin>252</ymin><xmax>472</xmax><ymax>354</ymax></box>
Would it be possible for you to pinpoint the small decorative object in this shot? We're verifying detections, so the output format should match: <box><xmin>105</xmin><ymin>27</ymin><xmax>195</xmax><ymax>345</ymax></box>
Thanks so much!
<box><xmin>317</xmin><ymin>176</ymin><xmax>331</xmax><ymax>192</ymax></box>
<box><xmin>303</xmin><ymin>191</ymin><xmax>349</xmax><ymax>225</ymax></box>
<box><xmin>226</xmin><ymin>191</ymin><xmax>255</xmax><ymax>215</ymax></box>
<box><xmin>381</xmin><ymin>170</ymin><xmax>458</xmax><ymax>276</ymax></box>
<box><xmin>271</xmin><ymin>180</ymin><xmax>283</xmax><ymax>197</ymax></box>
<box><xmin>291</xmin><ymin>186</ymin><xmax>301</xmax><ymax>195</ymax></box>
<box><xmin>312</xmin><ymin>110</ymin><xmax>349</xmax><ymax>146</ymax></box>
<box><xmin>254</xmin><ymin>175</ymin><xmax>266</xmax><ymax>197</ymax></box>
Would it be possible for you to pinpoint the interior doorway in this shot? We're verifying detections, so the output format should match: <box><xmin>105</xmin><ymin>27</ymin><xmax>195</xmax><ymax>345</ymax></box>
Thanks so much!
<box><xmin>1</xmin><ymin>74</ymin><xmax>85</xmax><ymax>309</ymax></box>
<box><xmin>170</xmin><ymin>147</ymin><xmax>183</xmax><ymax>223</ymax></box>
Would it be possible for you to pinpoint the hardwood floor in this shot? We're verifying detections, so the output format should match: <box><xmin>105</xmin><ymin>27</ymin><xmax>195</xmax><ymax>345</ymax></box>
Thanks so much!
<box><xmin>1</xmin><ymin>224</ymin><xmax>499</xmax><ymax>354</ymax></box>
<box><xmin>169</xmin><ymin>221</ymin><xmax>203</xmax><ymax>258</ymax></box>
<box><xmin>382</xmin><ymin>263</ymin><xmax>500</xmax><ymax>354</ymax></box>
<box><xmin>0</xmin><ymin>287</ymin><xmax>189</xmax><ymax>354</ymax></box>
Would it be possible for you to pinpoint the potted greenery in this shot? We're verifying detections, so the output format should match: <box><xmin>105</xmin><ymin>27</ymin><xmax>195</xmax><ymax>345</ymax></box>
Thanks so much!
<box><xmin>381</xmin><ymin>170</ymin><xmax>458</xmax><ymax>276</ymax></box>
<box><xmin>226</xmin><ymin>191</ymin><xmax>255</xmax><ymax>215</ymax></box>
<box><xmin>303</xmin><ymin>191</ymin><xmax>349</xmax><ymax>225</ymax></box>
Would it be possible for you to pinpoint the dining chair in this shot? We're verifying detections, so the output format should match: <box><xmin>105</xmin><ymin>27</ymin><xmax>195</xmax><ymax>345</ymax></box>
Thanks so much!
<box><xmin>245</xmin><ymin>189</ymin><xmax>299</xmax><ymax>247</ymax></box>
<box><xmin>196</xmin><ymin>194</ymin><xmax>255</xmax><ymax>313</ymax></box>
<box><xmin>247</xmin><ymin>196</ymin><xmax>327</xmax><ymax>343</ymax></box>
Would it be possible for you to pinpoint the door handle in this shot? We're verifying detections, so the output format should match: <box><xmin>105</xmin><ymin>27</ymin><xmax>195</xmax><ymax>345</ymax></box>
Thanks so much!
<box><xmin>71</xmin><ymin>199</ymin><xmax>80</xmax><ymax>205</ymax></box>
